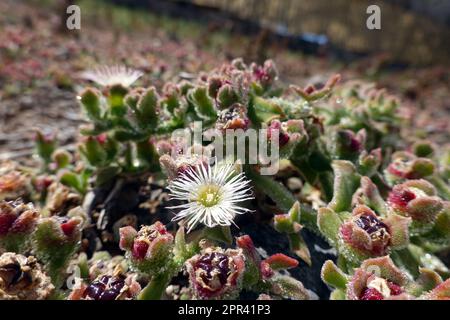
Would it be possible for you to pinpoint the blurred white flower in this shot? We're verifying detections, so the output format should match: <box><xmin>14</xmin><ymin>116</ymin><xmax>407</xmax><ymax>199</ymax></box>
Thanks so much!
<box><xmin>80</xmin><ymin>65</ymin><xmax>143</xmax><ymax>87</ymax></box>
<box><xmin>167</xmin><ymin>161</ymin><xmax>253</xmax><ymax>232</ymax></box>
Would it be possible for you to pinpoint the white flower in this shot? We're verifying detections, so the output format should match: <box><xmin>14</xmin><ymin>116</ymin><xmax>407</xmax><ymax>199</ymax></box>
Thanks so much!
<box><xmin>80</xmin><ymin>65</ymin><xmax>143</xmax><ymax>87</ymax></box>
<box><xmin>167</xmin><ymin>162</ymin><xmax>253</xmax><ymax>232</ymax></box>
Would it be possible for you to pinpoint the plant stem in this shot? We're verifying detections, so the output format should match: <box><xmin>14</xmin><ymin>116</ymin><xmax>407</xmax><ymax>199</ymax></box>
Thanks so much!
<box><xmin>137</xmin><ymin>273</ymin><xmax>171</xmax><ymax>300</ymax></box>
<box><xmin>428</xmin><ymin>176</ymin><xmax>450</xmax><ymax>201</ymax></box>
<box><xmin>245</xmin><ymin>166</ymin><xmax>318</xmax><ymax>232</ymax></box>
<box><xmin>391</xmin><ymin>247</ymin><xmax>420</xmax><ymax>278</ymax></box>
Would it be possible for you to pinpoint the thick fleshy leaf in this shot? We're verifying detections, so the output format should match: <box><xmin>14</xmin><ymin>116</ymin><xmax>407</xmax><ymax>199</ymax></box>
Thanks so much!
<box><xmin>321</xmin><ymin>260</ymin><xmax>348</xmax><ymax>290</ymax></box>
<box><xmin>265</xmin><ymin>253</ymin><xmax>298</xmax><ymax>270</ymax></box>
<box><xmin>384</xmin><ymin>213</ymin><xmax>411</xmax><ymax>249</ymax></box>
<box><xmin>354</xmin><ymin>176</ymin><xmax>388</xmax><ymax>216</ymax></box>
<box><xmin>249</xmin><ymin>96</ymin><xmax>285</xmax><ymax>124</ymax></box>
<box><xmin>422</xmin><ymin>278</ymin><xmax>450</xmax><ymax>300</ymax></box>
<box><xmin>329</xmin><ymin>161</ymin><xmax>360</xmax><ymax>213</ymax></box>
<box><xmin>119</xmin><ymin>226</ymin><xmax>137</xmax><ymax>251</ymax></box>
<box><xmin>288</xmin><ymin>233</ymin><xmax>311</xmax><ymax>266</ymax></box>
<box><xmin>137</xmin><ymin>87</ymin><xmax>159</xmax><ymax>127</ymax></box>
<box><xmin>270</xmin><ymin>275</ymin><xmax>310</xmax><ymax>300</ymax></box>
<box><xmin>317</xmin><ymin>207</ymin><xmax>342</xmax><ymax>245</ymax></box>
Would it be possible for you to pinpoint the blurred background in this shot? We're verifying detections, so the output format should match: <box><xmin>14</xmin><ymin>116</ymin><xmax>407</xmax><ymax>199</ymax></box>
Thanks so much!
<box><xmin>0</xmin><ymin>0</ymin><xmax>449</xmax><ymax>159</ymax></box>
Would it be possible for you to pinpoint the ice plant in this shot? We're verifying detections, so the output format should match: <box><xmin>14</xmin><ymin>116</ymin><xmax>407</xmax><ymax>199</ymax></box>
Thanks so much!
<box><xmin>80</xmin><ymin>65</ymin><xmax>143</xmax><ymax>88</ymax></box>
<box><xmin>1</xmin><ymin>57</ymin><xmax>448</xmax><ymax>301</ymax></box>
<box><xmin>167</xmin><ymin>161</ymin><xmax>253</xmax><ymax>232</ymax></box>
<box><xmin>0</xmin><ymin>199</ymin><xmax>39</xmax><ymax>253</ymax></box>
<box><xmin>0</xmin><ymin>253</ymin><xmax>54</xmax><ymax>300</ymax></box>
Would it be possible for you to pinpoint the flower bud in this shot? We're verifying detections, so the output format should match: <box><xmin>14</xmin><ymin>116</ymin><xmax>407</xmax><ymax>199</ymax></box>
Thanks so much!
<box><xmin>291</xmin><ymin>74</ymin><xmax>340</xmax><ymax>102</ymax></box>
<box><xmin>385</xmin><ymin>151</ymin><xmax>434</xmax><ymax>184</ymax></box>
<box><xmin>79</xmin><ymin>87</ymin><xmax>102</xmax><ymax>121</ymax></box>
<box><xmin>412</xmin><ymin>140</ymin><xmax>435</xmax><ymax>158</ymax></box>
<box><xmin>358</xmin><ymin>148</ymin><xmax>382</xmax><ymax>177</ymax></box>
<box><xmin>0</xmin><ymin>199</ymin><xmax>39</xmax><ymax>252</ymax></box>
<box><xmin>346</xmin><ymin>256</ymin><xmax>411</xmax><ymax>300</ymax></box>
<box><xmin>328</xmin><ymin>129</ymin><xmax>366</xmax><ymax>161</ymax></box>
<box><xmin>217</xmin><ymin>84</ymin><xmax>239</xmax><ymax>109</ymax></box>
<box><xmin>185</xmin><ymin>246</ymin><xmax>245</xmax><ymax>299</ymax></box>
<box><xmin>78</xmin><ymin>135</ymin><xmax>108</xmax><ymax>167</ymax></box>
<box><xmin>251</xmin><ymin>59</ymin><xmax>278</xmax><ymax>89</ymax></box>
<box><xmin>51</xmin><ymin>149</ymin><xmax>72</xmax><ymax>169</ymax></box>
<box><xmin>119</xmin><ymin>222</ymin><xmax>174</xmax><ymax>276</ymax></box>
<box><xmin>108</xmin><ymin>84</ymin><xmax>129</xmax><ymax>117</ymax></box>
<box><xmin>338</xmin><ymin>205</ymin><xmax>410</xmax><ymax>263</ymax></box>
<box><xmin>136</xmin><ymin>87</ymin><xmax>159</xmax><ymax>127</ymax></box>
<box><xmin>34</xmin><ymin>129</ymin><xmax>56</xmax><ymax>164</ymax></box>
<box><xmin>388</xmin><ymin>179</ymin><xmax>443</xmax><ymax>233</ymax></box>
<box><xmin>0</xmin><ymin>161</ymin><xmax>30</xmax><ymax>201</ymax></box>
<box><xmin>0</xmin><ymin>253</ymin><xmax>54</xmax><ymax>300</ymax></box>
<box><xmin>32</xmin><ymin>215</ymin><xmax>82</xmax><ymax>285</ymax></box>
<box><xmin>187</xmin><ymin>86</ymin><xmax>217</xmax><ymax>121</ymax></box>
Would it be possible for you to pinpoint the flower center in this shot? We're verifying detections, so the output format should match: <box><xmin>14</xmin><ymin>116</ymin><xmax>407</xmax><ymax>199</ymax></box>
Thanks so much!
<box><xmin>195</xmin><ymin>252</ymin><xmax>231</xmax><ymax>289</ymax></box>
<box><xmin>84</xmin><ymin>275</ymin><xmax>126</xmax><ymax>300</ymax></box>
<box><xmin>197</xmin><ymin>185</ymin><xmax>222</xmax><ymax>207</ymax></box>
<box><xmin>355</xmin><ymin>214</ymin><xmax>389</xmax><ymax>239</ymax></box>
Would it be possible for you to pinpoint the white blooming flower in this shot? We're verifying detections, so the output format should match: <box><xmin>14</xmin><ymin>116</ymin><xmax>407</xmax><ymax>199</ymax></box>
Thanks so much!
<box><xmin>80</xmin><ymin>65</ymin><xmax>143</xmax><ymax>87</ymax></box>
<box><xmin>167</xmin><ymin>162</ymin><xmax>253</xmax><ymax>232</ymax></box>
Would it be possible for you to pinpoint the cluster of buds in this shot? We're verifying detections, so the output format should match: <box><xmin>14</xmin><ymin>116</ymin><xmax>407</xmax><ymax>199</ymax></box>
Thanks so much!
<box><xmin>0</xmin><ymin>199</ymin><xmax>39</xmax><ymax>253</ymax></box>
<box><xmin>321</xmin><ymin>255</ymin><xmax>450</xmax><ymax>300</ymax></box>
<box><xmin>0</xmin><ymin>252</ymin><xmax>54</xmax><ymax>300</ymax></box>
<box><xmin>316</xmin><ymin>81</ymin><xmax>403</xmax><ymax>152</ymax></box>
